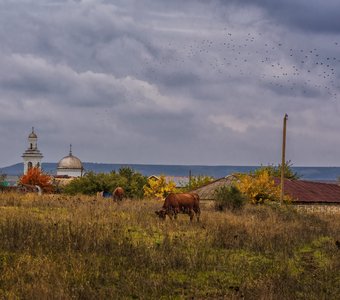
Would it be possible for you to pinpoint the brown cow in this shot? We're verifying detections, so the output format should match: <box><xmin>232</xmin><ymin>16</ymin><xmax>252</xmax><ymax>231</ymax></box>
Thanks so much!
<box><xmin>155</xmin><ymin>192</ymin><xmax>200</xmax><ymax>222</ymax></box>
<box><xmin>112</xmin><ymin>187</ymin><xmax>124</xmax><ymax>201</ymax></box>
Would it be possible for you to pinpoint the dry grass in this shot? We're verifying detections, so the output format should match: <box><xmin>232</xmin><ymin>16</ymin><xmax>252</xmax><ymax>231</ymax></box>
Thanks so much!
<box><xmin>0</xmin><ymin>192</ymin><xmax>339</xmax><ymax>299</ymax></box>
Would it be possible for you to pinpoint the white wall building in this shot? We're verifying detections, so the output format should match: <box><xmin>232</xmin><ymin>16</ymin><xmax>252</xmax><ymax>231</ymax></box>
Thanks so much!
<box><xmin>22</xmin><ymin>127</ymin><xmax>43</xmax><ymax>174</ymax></box>
<box><xmin>57</xmin><ymin>145</ymin><xmax>83</xmax><ymax>177</ymax></box>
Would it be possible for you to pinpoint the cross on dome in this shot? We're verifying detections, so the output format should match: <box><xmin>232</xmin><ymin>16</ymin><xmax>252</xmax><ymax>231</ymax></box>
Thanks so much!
<box><xmin>28</xmin><ymin>126</ymin><xmax>37</xmax><ymax>139</ymax></box>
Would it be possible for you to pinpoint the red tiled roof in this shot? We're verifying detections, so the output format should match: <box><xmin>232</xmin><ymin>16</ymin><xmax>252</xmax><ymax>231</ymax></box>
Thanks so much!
<box><xmin>274</xmin><ymin>178</ymin><xmax>340</xmax><ymax>203</ymax></box>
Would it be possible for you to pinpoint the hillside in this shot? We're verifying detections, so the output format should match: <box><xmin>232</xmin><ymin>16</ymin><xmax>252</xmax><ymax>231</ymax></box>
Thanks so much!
<box><xmin>0</xmin><ymin>163</ymin><xmax>257</xmax><ymax>177</ymax></box>
<box><xmin>1</xmin><ymin>163</ymin><xmax>340</xmax><ymax>181</ymax></box>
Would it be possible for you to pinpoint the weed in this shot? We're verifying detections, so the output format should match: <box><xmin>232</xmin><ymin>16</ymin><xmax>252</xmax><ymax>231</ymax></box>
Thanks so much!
<box><xmin>0</xmin><ymin>193</ymin><xmax>339</xmax><ymax>299</ymax></box>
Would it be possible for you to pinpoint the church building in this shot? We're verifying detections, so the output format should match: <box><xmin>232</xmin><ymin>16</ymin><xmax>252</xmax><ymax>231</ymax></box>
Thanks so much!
<box><xmin>21</xmin><ymin>128</ymin><xmax>83</xmax><ymax>178</ymax></box>
<box><xmin>22</xmin><ymin>127</ymin><xmax>43</xmax><ymax>174</ymax></box>
<box><xmin>57</xmin><ymin>145</ymin><xmax>83</xmax><ymax>177</ymax></box>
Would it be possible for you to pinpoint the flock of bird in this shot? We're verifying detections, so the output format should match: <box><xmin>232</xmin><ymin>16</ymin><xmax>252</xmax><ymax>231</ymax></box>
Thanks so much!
<box><xmin>142</xmin><ymin>29</ymin><xmax>339</xmax><ymax>100</ymax></box>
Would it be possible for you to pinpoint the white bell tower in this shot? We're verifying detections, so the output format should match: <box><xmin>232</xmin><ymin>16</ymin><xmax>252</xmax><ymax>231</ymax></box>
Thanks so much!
<box><xmin>22</xmin><ymin>127</ymin><xmax>43</xmax><ymax>174</ymax></box>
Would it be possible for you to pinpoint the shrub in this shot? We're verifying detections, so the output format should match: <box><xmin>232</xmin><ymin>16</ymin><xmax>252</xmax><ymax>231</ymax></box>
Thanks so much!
<box><xmin>143</xmin><ymin>175</ymin><xmax>177</xmax><ymax>199</ymax></box>
<box><xmin>214</xmin><ymin>185</ymin><xmax>246</xmax><ymax>211</ymax></box>
<box><xmin>19</xmin><ymin>167</ymin><xmax>54</xmax><ymax>193</ymax></box>
<box><xmin>235</xmin><ymin>169</ymin><xmax>292</xmax><ymax>204</ymax></box>
<box><xmin>62</xmin><ymin>167</ymin><xmax>147</xmax><ymax>198</ymax></box>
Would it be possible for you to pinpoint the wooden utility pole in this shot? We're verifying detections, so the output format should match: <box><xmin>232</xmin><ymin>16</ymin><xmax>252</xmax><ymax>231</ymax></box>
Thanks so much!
<box><xmin>280</xmin><ymin>114</ymin><xmax>288</xmax><ymax>204</ymax></box>
<box><xmin>189</xmin><ymin>169</ymin><xmax>192</xmax><ymax>189</ymax></box>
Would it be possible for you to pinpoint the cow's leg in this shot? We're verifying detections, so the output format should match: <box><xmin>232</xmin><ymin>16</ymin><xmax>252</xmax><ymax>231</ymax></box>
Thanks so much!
<box><xmin>194</xmin><ymin>207</ymin><xmax>201</xmax><ymax>222</ymax></box>
<box><xmin>167</xmin><ymin>209</ymin><xmax>174</xmax><ymax>220</ymax></box>
<box><xmin>188</xmin><ymin>209</ymin><xmax>195</xmax><ymax>222</ymax></box>
<box><xmin>175</xmin><ymin>207</ymin><xmax>181</xmax><ymax>220</ymax></box>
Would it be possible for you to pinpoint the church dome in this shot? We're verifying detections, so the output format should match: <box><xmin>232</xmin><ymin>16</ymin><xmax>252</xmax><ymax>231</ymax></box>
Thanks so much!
<box><xmin>57</xmin><ymin>154</ymin><xmax>83</xmax><ymax>169</ymax></box>
<box><xmin>57</xmin><ymin>145</ymin><xmax>83</xmax><ymax>170</ymax></box>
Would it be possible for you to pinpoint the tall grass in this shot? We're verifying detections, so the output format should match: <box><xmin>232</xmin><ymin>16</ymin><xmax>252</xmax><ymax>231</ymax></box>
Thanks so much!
<box><xmin>0</xmin><ymin>193</ymin><xmax>339</xmax><ymax>299</ymax></box>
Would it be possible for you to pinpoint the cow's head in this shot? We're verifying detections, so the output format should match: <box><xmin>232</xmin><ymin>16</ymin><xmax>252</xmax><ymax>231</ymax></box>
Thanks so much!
<box><xmin>155</xmin><ymin>209</ymin><xmax>167</xmax><ymax>220</ymax></box>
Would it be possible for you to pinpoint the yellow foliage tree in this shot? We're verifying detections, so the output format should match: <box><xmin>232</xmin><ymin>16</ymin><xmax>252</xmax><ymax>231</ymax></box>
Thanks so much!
<box><xmin>143</xmin><ymin>175</ymin><xmax>177</xmax><ymax>199</ymax></box>
<box><xmin>19</xmin><ymin>167</ymin><xmax>54</xmax><ymax>193</ymax></box>
<box><xmin>235</xmin><ymin>169</ymin><xmax>291</xmax><ymax>204</ymax></box>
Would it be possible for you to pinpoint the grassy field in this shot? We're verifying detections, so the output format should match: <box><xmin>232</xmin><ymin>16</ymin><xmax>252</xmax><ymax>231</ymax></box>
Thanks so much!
<box><xmin>0</xmin><ymin>193</ymin><xmax>339</xmax><ymax>299</ymax></box>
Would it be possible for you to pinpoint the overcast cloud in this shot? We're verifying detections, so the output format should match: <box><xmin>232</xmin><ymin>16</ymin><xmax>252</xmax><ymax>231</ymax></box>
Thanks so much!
<box><xmin>1</xmin><ymin>0</ymin><xmax>340</xmax><ymax>167</ymax></box>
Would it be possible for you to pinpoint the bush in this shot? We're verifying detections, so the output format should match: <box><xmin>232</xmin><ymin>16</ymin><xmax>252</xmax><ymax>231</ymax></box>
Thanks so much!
<box><xmin>235</xmin><ymin>169</ymin><xmax>292</xmax><ymax>204</ymax></box>
<box><xmin>62</xmin><ymin>167</ymin><xmax>147</xmax><ymax>198</ymax></box>
<box><xmin>143</xmin><ymin>175</ymin><xmax>177</xmax><ymax>199</ymax></box>
<box><xmin>214</xmin><ymin>185</ymin><xmax>246</xmax><ymax>211</ymax></box>
<box><xmin>19</xmin><ymin>167</ymin><xmax>54</xmax><ymax>193</ymax></box>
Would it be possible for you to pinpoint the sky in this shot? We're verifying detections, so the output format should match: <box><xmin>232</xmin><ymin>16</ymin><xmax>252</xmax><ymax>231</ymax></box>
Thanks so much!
<box><xmin>1</xmin><ymin>0</ymin><xmax>340</xmax><ymax>167</ymax></box>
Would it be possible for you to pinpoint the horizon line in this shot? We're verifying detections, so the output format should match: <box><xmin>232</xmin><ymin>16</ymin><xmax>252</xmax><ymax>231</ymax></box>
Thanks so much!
<box><xmin>2</xmin><ymin>162</ymin><xmax>340</xmax><ymax>169</ymax></box>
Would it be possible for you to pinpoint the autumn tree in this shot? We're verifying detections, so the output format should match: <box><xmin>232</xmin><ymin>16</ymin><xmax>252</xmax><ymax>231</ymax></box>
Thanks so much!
<box><xmin>235</xmin><ymin>169</ymin><xmax>292</xmax><ymax>204</ymax></box>
<box><xmin>143</xmin><ymin>175</ymin><xmax>177</xmax><ymax>199</ymax></box>
<box><xmin>19</xmin><ymin>167</ymin><xmax>54</xmax><ymax>193</ymax></box>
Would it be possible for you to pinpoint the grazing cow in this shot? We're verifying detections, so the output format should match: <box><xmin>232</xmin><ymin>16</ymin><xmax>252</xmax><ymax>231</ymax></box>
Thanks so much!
<box><xmin>155</xmin><ymin>192</ymin><xmax>200</xmax><ymax>222</ymax></box>
<box><xmin>112</xmin><ymin>187</ymin><xmax>125</xmax><ymax>201</ymax></box>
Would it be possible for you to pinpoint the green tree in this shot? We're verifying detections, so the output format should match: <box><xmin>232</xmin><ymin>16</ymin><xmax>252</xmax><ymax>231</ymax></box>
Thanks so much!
<box><xmin>255</xmin><ymin>160</ymin><xmax>300</xmax><ymax>180</ymax></box>
<box><xmin>119</xmin><ymin>167</ymin><xmax>147</xmax><ymax>199</ymax></box>
<box><xmin>182</xmin><ymin>175</ymin><xmax>215</xmax><ymax>191</ymax></box>
<box><xmin>62</xmin><ymin>168</ymin><xmax>147</xmax><ymax>198</ymax></box>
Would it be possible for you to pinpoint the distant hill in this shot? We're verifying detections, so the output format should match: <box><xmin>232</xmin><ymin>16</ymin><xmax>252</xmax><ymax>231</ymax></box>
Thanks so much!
<box><xmin>1</xmin><ymin>163</ymin><xmax>340</xmax><ymax>181</ymax></box>
<box><xmin>0</xmin><ymin>163</ymin><xmax>27</xmax><ymax>176</ymax></box>
<box><xmin>0</xmin><ymin>162</ymin><xmax>258</xmax><ymax>178</ymax></box>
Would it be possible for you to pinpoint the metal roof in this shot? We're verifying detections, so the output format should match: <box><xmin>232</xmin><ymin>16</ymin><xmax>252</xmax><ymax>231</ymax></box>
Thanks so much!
<box><xmin>57</xmin><ymin>155</ymin><xmax>83</xmax><ymax>170</ymax></box>
<box><xmin>274</xmin><ymin>178</ymin><xmax>340</xmax><ymax>203</ymax></box>
<box><xmin>192</xmin><ymin>175</ymin><xmax>340</xmax><ymax>204</ymax></box>
<box><xmin>191</xmin><ymin>175</ymin><xmax>237</xmax><ymax>200</ymax></box>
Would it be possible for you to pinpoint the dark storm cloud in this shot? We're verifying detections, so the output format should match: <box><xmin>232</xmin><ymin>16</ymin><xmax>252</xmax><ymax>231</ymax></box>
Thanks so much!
<box><xmin>1</xmin><ymin>0</ymin><xmax>340</xmax><ymax>167</ymax></box>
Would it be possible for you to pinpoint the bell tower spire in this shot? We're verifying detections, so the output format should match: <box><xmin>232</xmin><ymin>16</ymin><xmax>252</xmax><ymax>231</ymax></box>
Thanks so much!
<box><xmin>22</xmin><ymin>127</ymin><xmax>43</xmax><ymax>174</ymax></box>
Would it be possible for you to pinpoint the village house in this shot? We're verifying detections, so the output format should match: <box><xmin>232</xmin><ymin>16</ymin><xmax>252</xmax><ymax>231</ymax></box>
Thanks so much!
<box><xmin>192</xmin><ymin>175</ymin><xmax>340</xmax><ymax>212</ymax></box>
